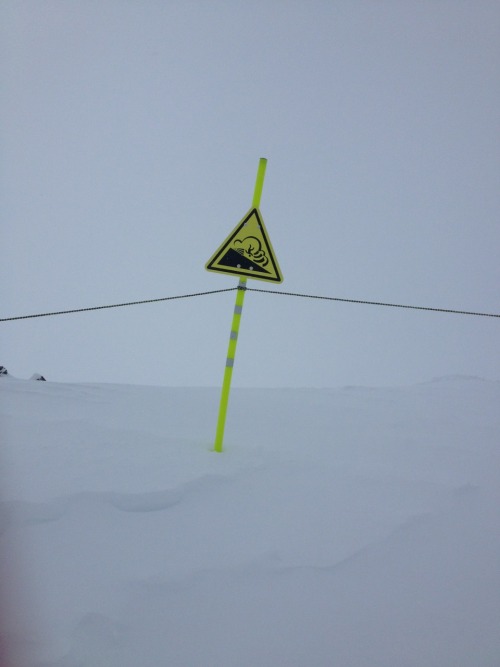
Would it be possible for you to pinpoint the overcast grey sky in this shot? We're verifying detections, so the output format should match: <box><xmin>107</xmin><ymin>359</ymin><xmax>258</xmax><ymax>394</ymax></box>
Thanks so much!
<box><xmin>1</xmin><ymin>1</ymin><xmax>499</xmax><ymax>387</ymax></box>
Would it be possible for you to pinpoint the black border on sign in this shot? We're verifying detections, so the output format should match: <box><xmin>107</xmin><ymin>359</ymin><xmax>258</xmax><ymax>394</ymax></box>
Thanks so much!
<box><xmin>205</xmin><ymin>208</ymin><xmax>283</xmax><ymax>283</ymax></box>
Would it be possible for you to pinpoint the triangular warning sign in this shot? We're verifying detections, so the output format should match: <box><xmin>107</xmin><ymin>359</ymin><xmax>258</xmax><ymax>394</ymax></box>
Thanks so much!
<box><xmin>205</xmin><ymin>208</ymin><xmax>283</xmax><ymax>283</ymax></box>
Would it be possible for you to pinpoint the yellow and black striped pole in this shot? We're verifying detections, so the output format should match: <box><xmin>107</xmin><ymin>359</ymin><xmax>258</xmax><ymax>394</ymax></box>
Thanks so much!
<box><xmin>213</xmin><ymin>158</ymin><xmax>267</xmax><ymax>452</ymax></box>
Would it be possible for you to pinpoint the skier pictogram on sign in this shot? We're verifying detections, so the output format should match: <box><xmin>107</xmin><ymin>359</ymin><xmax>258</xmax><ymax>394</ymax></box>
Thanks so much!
<box><xmin>205</xmin><ymin>208</ymin><xmax>283</xmax><ymax>283</ymax></box>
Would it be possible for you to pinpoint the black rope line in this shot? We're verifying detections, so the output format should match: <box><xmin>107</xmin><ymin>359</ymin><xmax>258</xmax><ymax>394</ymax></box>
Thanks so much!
<box><xmin>0</xmin><ymin>288</ymin><xmax>238</xmax><ymax>322</ymax></box>
<box><xmin>244</xmin><ymin>287</ymin><xmax>500</xmax><ymax>318</ymax></box>
<box><xmin>1</xmin><ymin>286</ymin><xmax>498</xmax><ymax>322</ymax></box>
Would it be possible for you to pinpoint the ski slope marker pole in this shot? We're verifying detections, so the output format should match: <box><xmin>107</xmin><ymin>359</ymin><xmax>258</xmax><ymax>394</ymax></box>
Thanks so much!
<box><xmin>213</xmin><ymin>158</ymin><xmax>267</xmax><ymax>452</ymax></box>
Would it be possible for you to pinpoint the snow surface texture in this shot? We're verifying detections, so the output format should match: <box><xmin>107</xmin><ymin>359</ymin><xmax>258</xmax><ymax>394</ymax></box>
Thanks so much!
<box><xmin>1</xmin><ymin>376</ymin><xmax>499</xmax><ymax>667</ymax></box>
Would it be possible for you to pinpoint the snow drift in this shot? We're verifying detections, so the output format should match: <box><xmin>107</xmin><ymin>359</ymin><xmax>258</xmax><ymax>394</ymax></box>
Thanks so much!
<box><xmin>1</xmin><ymin>376</ymin><xmax>499</xmax><ymax>666</ymax></box>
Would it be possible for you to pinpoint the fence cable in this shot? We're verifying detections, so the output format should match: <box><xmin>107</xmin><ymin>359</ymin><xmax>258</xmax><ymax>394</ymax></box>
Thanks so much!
<box><xmin>1</xmin><ymin>286</ymin><xmax>499</xmax><ymax>322</ymax></box>
<box><xmin>0</xmin><ymin>288</ymin><xmax>238</xmax><ymax>322</ymax></box>
<box><xmin>244</xmin><ymin>287</ymin><xmax>500</xmax><ymax>318</ymax></box>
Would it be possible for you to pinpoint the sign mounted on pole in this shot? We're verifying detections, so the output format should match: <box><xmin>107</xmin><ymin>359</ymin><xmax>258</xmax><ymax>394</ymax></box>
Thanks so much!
<box><xmin>207</xmin><ymin>158</ymin><xmax>284</xmax><ymax>452</ymax></box>
<box><xmin>205</xmin><ymin>207</ymin><xmax>283</xmax><ymax>283</ymax></box>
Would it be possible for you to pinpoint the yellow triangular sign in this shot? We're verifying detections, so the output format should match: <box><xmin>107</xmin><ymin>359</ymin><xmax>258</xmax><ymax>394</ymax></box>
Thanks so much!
<box><xmin>205</xmin><ymin>207</ymin><xmax>283</xmax><ymax>283</ymax></box>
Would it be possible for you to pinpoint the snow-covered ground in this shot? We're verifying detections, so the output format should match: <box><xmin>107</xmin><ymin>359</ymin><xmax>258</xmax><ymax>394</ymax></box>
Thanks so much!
<box><xmin>1</xmin><ymin>375</ymin><xmax>499</xmax><ymax>666</ymax></box>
